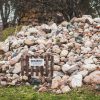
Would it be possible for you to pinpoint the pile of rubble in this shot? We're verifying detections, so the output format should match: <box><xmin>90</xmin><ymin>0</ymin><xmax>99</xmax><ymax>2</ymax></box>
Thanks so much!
<box><xmin>0</xmin><ymin>15</ymin><xmax>100</xmax><ymax>93</ymax></box>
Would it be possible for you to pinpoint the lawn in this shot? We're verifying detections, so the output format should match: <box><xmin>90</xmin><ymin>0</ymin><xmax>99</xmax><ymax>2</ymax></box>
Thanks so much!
<box><xmin>0</xmin><ymin>86</ymin><xmax>100</xmax><ymax>100</ymax></box>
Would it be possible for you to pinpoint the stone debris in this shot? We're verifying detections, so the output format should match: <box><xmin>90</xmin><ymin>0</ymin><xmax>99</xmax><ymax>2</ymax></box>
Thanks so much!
<box><xmin>0</xmin><ymin>15</ymin><xmax>100</xmax><ymax>93</ymax></box>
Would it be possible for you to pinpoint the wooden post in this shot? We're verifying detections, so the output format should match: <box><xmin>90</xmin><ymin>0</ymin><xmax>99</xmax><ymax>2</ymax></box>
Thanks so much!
<box><xmin>50</xmin><ymin>55</ymin><xmax>54</xmax><ymax>77</ymax></box>
<box><xmin>40</xmin><ymin>66</ymin><xmax>44</xmax><ymax>76</ymax></box>
<box><xmin>21</xmin><ymin>55</ymin><xmax>24</xmax><ymax>76</ymax></box>
<box><xmin>26</xmin><ymin>55</ymin><xmax>29</xmax><ymax>76</ymax></box>
<box><xmin>45</xmin><ymin>55</ymin><xmax>48</xmax><ymax>76</ymax></box>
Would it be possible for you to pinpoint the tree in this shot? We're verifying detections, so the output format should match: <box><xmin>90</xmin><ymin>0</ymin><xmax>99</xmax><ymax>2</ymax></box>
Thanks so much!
<box><xmin>0</xmin><ymin>0</ymin><xmax>11</xmax><ymax>28</ymax></box>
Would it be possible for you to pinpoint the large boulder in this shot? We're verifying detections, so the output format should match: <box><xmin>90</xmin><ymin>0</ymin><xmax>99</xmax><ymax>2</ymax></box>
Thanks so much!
<box><xmin>84</xmin><ymin>71</ymin><xmax>100</xmax><ymax>84</ymax></box>
<box><xmin>70</xmin><ymin>74</ymin><xmax>83</xmax><ymax>88</ymax></box>
<box><xmin>62</xmin><ymin>64</ymin><xmax>79</xmax><ymax>73</ymax></box>
<box><xmin>82</xmin><ymin>64</ymin><xmax>98</xmax><ymax>71</ymax></box>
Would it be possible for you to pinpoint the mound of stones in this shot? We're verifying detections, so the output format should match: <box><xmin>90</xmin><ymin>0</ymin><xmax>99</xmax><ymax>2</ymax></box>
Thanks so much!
<box><xmin>0</xmin><ymin>15</ymin><xmax>100</xmax><ymax>93</ymax></box>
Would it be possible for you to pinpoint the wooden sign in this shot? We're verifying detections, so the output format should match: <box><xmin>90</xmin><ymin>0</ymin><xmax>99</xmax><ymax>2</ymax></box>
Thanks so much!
<box><xmin>29</xmin><ymin>58</ymin><xmax>44</xmax><ymax>67</ymax></box>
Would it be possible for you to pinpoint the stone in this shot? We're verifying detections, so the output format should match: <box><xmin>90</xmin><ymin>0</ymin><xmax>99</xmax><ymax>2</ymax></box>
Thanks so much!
<box><xmin>27</xmin><ymin>27</ymin><xmax>39</xmax><ymax>34</ymax></box>
<box><xmin>70</xmin><ymin>74</ymin><xmax>83</xmax><ymax>88</ymax></box>
<box><xmin>41</xmin><ymin>24</ymin><xmax>50</xmax><ymax>31</ymax></box>
<box><xmin>13</xmin><ymin>74</ymin><xmax>19</xmax><ymax>79</ymax></box>
<box><xmin>82</xmin><ymin>64</ymin><xmax>97</xmax><ymax>71</ymax></box>
<box><xmin>54</xmin><ymin>55</ymin><xmax>60</xmax><ymax>64</ymax></box>
<box><xmin>62</xmin><ymin>75</ymin><xmax>69</xmax><ymax>84</ymax></box>
<box><xmin>37</xmin><ymin>39</ymin><xmax>46</xmax><ymax>45</ymax></box>
<box><xmin>12</xmin><ymin>63</ymin><xmax>21</xmax><ymax>74</ymax></box>
<box><xmin>0</xmin><ymin>81</ymin><xmax>7</xmax><ymax>86</ymax></box>
<box><xmin>77</xmin><ymin>70</ymin><xmax>88</xmax><ymax>77</ymax></box>
<box><xmin>56</xmin><ymin>89</ymin><xmax>62</xmax><ymax>94</ymax></box>
<box><xmin>61</xmin><ymin>21</ymin><xmax>69</xmax><ymax>27</ymax></box>
<box><xmin>52</xmin><ymin>45</ymin><xmax>61</xmax><ymax>54</ymax></box>
<box><xmin>84</xmin><ymin>71</ymin><xmax>100</xmax><ymax>84</ymax></box>
<box><xmin>60</xmin><ymin>57</ymin><xmax>66</xmax><ymax>62</ymax></box>
<box><xmin>24</xmin><ymin>39</ymin><xmax>34</xmax><ymax>46</ymax></box>
<box><xmin>10</xmin><ymin>80</ymin><xmax>17</xmax><ymax>85</ymax></box>
<box><xmin>50</xmin><ymin>23</ymin><xmax>58</xmax><ymax>34</ymax></box>
<box><xmin>95</xmin><ymin>84</ymin><xmax>100</xmax><ymax>91</ymax></box>
<box><xmin>20</xmin><ymin>75</ymin><xmax>28</xmax><ymax>81</ymax></box>
<box><xmin>60</xmin><ymin>50</ymin><xmax>68</xmax><ymax>57</ymax></box>
<box><xmin>0</xmin><ymin>42</ymin><xmax>9</xmax><ymax>53</ymax></box>
<box><xmin>51</xmin><ymin>76</ymin><xmax>61</xmax><ymax>89</ymax></box>
<box><xmin>1</xmin><ymin>64</ymin><xmax>9</xmax><ymax>72</ymax></box>
<box><xmin>62</xmin><ymin>64</ymin><xmax>78</xmax><ymax>73</ymax></box>
<box><xmin>9</xmin><ymin>53</ymin><xmax>22</xmax><ymax>65</ymax></box>
<box><xmin>53</xmin><ymin>71</ymin><xmax>64</xmax><ymax>77</ymax></box>
<box><xmin>61</xmin><ymin>85</ymin><xmax>71</xmax><ymax>93</ymax></box>
<box><xmin>94</xmin><ymin>18</ymin><xmax>100</xmax><ymax>23</ymax></box>
<box><xmin>84</xmin><ymin>40</ymin><xmax>92</xmax><ymax>47</ymax></box>
<box><xmin>38</xmin><ymin>86</ymin><xmax>47</xmax><ymax>92</ymax></box>
<box><xmin>62</xmin><ymin>63</ymin><xmax>70</xmax><ymax>73</ymax></box>
<box><xmin>54</xmin><ymin>65</ymin><xmax>61</xmax><ymax>71</ymax></box>
<box><xmin>51</xmin><ymin>80</ymin><xmax>59</xmax><ymax>89</ymax></box>
<box><xmin>81</xmin><ymin>47</ymin><xmax>91</xmax><ymax>54</ymax></box>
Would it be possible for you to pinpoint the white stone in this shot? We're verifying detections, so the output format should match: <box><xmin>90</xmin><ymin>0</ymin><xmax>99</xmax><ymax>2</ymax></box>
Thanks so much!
<box><xmin>84</xmin><ymin>40</ymin><xmax>92</xmax><ymax>47</ymax></box>
<box><xmin>94</xmin><ymin>18</ymin><xmax>100</xmax><ymax>23</ymax></box>
<box><xmin>82</xmin><ymin>64</ymin><xmax>97</xmax><ymax>71</ymax></box>
<box><xmin>70</xmin><ymin>74</ymin><xmax>83</xmax><ymax>88</ymax></box>
<box><xmin>0</xmin><ymin>81</ymin><xmax>7</xmax><ymax>86</ymax></box>
<box><xmin>41</xmin><ymin>24</ymin><xmax>50</xmax><ymax>30</ymax></box>
<box><xmin>53</xmin><ymin>71</ymin><xmax>64</xmax><ymax>77</ymax></box>
<box><xmin>37</xmin><ymin>39</ymin><xmax>46</xmax><ymax>45</ymax></box>
<box><xmin>13</xmin><ymin>63</ymin><xmax>21</xmax><ymax>74</ymax></box>
<box><xmin>77</xmin><ymin>70</ymin><xmax>88</xmax><ymax>77</ymax></box>
<box><xmin>62</xmin><ymin>64</ymin><xmax>78</xmax><ymax>73</ymax></box>
<box><xmin>52</xmin><ymin>45</ymin><xmax>61</xmax><ymax>54</ymax></box>
<box><xmin>60</xmin><ymin>50</ymin><xmax>68</xmax><ymax>57</ymax></box>
<box><xmin>62</xmin><ymin>63</ymin><xmax>70</xmax><ymax>73</ymax></box>
<box><xmin>54</xmin><ymin>55</ymin><xmax>60</xmax><ymax>64</ymax></box>
<box><xmin>27</xmin><ymin>27</ymin><xmax>39</xmax><ymax>33</ymax></box>
<box><xmin>0</xmin><ymin>42</ymin><xmax>9</xmax><ymax>53</ymax></box>
<box><xmin>61</xmin><ymin>85</ymin><xmax>71</xmax><ymax>93</ymax></box>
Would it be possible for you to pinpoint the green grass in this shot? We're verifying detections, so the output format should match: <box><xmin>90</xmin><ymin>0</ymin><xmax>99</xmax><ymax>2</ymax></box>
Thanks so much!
<box><xmin>0</xmin><ymin>86</ymin><xmax>100</xmax><ymax>100</ymax></box>
<box><xmin>0</xmin><ymin>25</ymin><xmax>22</xmax><ymax>41</ymax></box>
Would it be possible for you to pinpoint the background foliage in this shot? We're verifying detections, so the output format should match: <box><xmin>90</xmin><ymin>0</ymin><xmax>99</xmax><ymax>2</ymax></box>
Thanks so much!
<box><xmin>0</xmin><ymin>0</ymin><xmax>100</xmax><ymax>29</ymax></box>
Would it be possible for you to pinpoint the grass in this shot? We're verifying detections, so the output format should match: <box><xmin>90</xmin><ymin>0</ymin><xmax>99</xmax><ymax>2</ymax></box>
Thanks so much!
<box><xmin>0</xmin><ymin>25</ymin><xmax>22</xmax><ymax>41</ymax></box>
<box><xmin>0</xmin><ymin>86</ymin><xmax>99</xmax><ymax>100</ymax></box>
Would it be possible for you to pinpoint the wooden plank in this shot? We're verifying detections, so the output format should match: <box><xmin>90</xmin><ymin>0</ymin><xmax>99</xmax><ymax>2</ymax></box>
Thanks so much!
<box><xmin>50</xmin><ymin>55</ymin><xmax>54</xmax><ymax>77</ymax></box>
<box><xmin>26</xmin><ymin>55</ymin><xmax>29</xmax><ymax>76</ymax></box>
<box><xmin>40</xmin><ymin>66</ymin><xmax>44</xmax><ymax>76</ymax></box>
<box><xmin>45</xmin><ymin>55</ymin><xmax>48</xmax><ymax>76</ymax></box>
<box><xmin>21</xmin><ymin>56</ymin><xmax>24</xmax><ymax>76</ymax></box>
<box><xmin>36</xmin><ymin>66</ymin><xmax>39</xmax><ymax>76</ymax></box>
<box><xmin>31</xmin><ymin>67</ymin><xmax>34</xmax><ymax>76</ymax></box>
